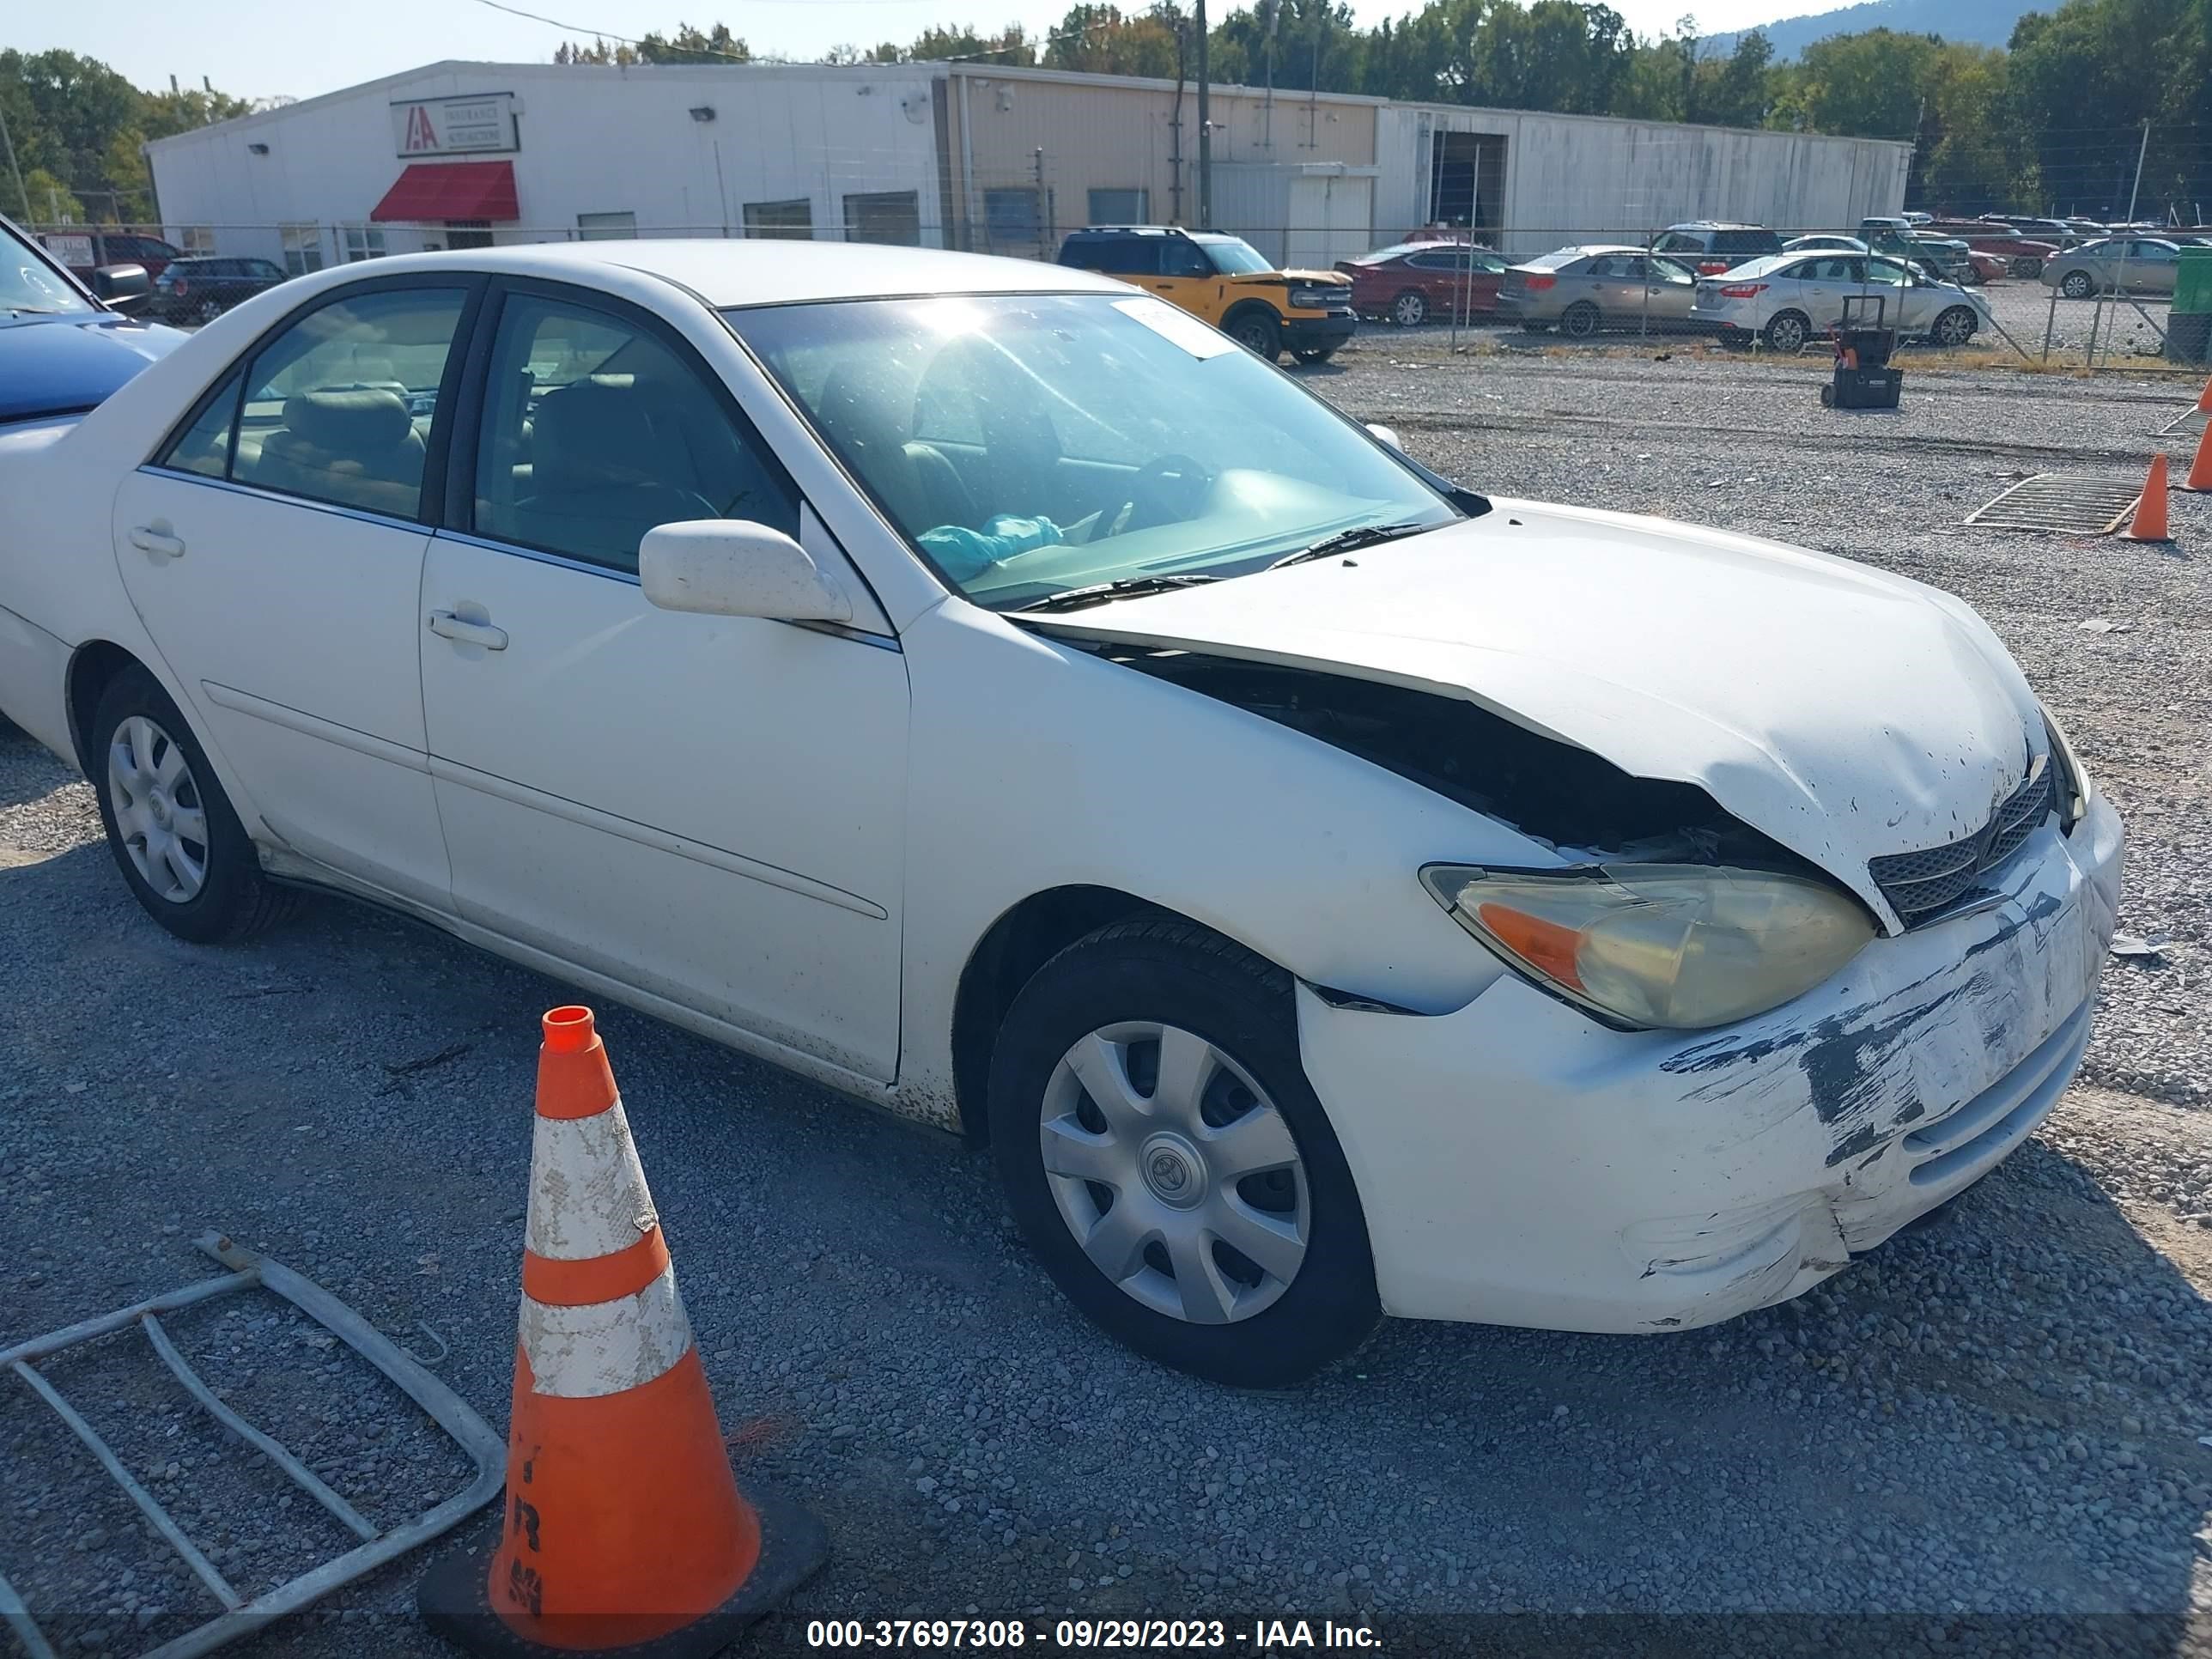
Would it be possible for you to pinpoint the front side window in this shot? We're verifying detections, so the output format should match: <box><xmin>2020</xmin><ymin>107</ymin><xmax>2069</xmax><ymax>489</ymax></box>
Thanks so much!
<box><xmin>230</xmin><ymin>286</ymin><xmax>467</xmax><ymax>517</ymax></box>
<box><xmin>1160</xmin><ymin>239</ymin><xmax>1212</xmax><ymax>277</ymax></box>
<box><xmin>727</xmin><ymin>292</ymin><xmax>1456</xmax><ymax>611</ymax></box>
<box><xmin>1861</xmin><ymin>258</ymin><xmax>1910</xmax><ymax>288</ymax></box>
<box><xmin>472</xmin><ymin>294</ymin><xmax>798</xmax><ymax>574</ymax></box>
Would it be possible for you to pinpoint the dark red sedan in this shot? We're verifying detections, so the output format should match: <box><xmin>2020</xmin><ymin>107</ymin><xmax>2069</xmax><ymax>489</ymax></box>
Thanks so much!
<box><xmin>1334</xmin><ymin>241</ymin><xmax>1509</xmax><ymax>327</ymax></box>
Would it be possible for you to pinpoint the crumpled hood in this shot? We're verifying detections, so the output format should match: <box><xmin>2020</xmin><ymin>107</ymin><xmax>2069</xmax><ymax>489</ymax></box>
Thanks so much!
<box><xmin>1026</xmin><ymin>499</ymin><xmax>2046</xmax><ymax>928</ymax></box>
<box><xmin>1230</xmin><ymin>269</ymin><xmax>1351</xmax><ymax>288</ymax></box>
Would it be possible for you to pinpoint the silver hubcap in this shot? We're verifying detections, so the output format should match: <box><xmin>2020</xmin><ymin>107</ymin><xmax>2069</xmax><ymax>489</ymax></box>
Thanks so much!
<box><xmin>1395</xmin><ymin>295</ymin><xmax>1423</xmax><ymax>325</ymax></box>
<box><xmin>1772</xmin><ymin>317</ymin><xmax>1805</xmax><ymax>350</ymax></box>
<box><xmin>1040</xmin><ymin>1021</ymin><xmax>1310</xmax><ymax>1325</ymax></box>
<box><xmin>1938</xmin><ymin>311</ymin><xmax>1971</xmax><ymax>344</ymax></box>
<box><xmin>107</xmin><ymin>714</ymin><xmax>209</xmax><ymax>903</ymax></box>
<box><xmin>1566</xmin><ymin>307</ymin><xmax>1595</xmax><ymax>336</ymax></box>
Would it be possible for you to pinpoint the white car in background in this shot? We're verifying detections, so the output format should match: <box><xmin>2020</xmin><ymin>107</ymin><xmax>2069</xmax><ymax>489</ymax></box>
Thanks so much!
<box><xmin>0</xmin><ymin>242</ymin><xmax>2120</xmax><ymax>1385</ymax></box>
<box><xmin>1693</xmin><ymin>251</ymin><xmax>1992</xmax><ymax>351</ymax></box>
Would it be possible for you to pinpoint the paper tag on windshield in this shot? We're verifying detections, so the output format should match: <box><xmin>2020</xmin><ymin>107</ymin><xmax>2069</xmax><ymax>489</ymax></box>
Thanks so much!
<box><xmin>1113</xmin><ymin>295</ymin><xmax>1239</xmax><ymax>360</ymax></box>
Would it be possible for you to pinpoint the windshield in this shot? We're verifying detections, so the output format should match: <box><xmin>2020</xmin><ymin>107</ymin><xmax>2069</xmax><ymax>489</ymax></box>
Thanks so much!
<box><xmin>1</xmin><ymin>224</ymin><xmax>98</xmax><ymax>316</ymax></box>
<box><xmin>1199</xmin><ymin>238</ymin><xmax>1274</xmax><ymax>276</ymax></box>
<box><xmin>727</xmin><ymin>292</ymin><xmax>1455</xmax><ymax>611</ymax></box>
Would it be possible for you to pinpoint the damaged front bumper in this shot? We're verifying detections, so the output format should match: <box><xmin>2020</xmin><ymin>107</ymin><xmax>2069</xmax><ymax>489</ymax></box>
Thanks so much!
<box><xmin>1297</xmin><ymin>791</ymin><xmax>2124</xmax><ymax>1333</ymax></box>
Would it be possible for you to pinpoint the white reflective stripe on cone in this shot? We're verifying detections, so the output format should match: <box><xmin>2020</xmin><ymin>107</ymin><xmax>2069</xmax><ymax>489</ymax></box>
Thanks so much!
<box><xmin>519</xmin><ymin>1264</ymin><xmax>694</xmax><ymax>1398</ymax></box>
<box><xmin>526</xmin><ymin>1098</ymin><xmax>659</xmax><ymax>1261</ymax></box>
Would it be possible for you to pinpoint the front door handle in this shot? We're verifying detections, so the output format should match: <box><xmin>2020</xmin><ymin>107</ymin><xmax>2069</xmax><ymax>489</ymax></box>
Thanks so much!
<box><xmin>428</xmin><ymin>611</ymin><xmax>509</xmax><ymax>651</ymax></box>
<box><xmin>129</xmin><ymin>525</ymin><xmax>185</xmax><ymax>561</ymax></box>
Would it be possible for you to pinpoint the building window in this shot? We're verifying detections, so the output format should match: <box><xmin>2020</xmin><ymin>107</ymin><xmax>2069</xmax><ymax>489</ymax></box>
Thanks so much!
<box><xmin>280</xmin><ymin>223</ymin><xmax>325</xmax><ymax>276</ymax></box>
<box><xmin>445</xmin><ymin>220</ymin><xmax>495</xmax><ymax>250</ymax></box>
<box><xmin>1087</xmin><ymin>188</ymin><xmax>1147</xmax><ymax>226</ymax></box>
<box><xmin>744</xmin><ymin>198</ymin><xmax>812</xmax><ymax>240</ymax></box>
<box><xmin>343</xmin><ymin>225</ymin><xmax>387</xmax><ymax>262</ymax></box>
<box><xmin>982</xmin><ymin>187</ymin><xmax>1046</xmax><ymax>256</ymax></box>
<box><xmin>843</xmin><ymin>191</ymin><xmax>921</xmax><ymax>247</ymax></box>
<box><xmin>179</xmin><ymin>226</ymin><xmax>216</xmax><ymax>255</ymax></box>
<box><xmin>576</xmin><ymin>211</ymin><xmax>636</xmax><ymax>241</ymax></box>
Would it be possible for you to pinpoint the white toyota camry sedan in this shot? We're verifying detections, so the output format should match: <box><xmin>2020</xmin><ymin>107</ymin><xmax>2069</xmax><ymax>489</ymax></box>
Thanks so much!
<box><xmin>0</xmin><ymin>242</ymin><xmax>2122</xmax><ymax>1385</ymax></box>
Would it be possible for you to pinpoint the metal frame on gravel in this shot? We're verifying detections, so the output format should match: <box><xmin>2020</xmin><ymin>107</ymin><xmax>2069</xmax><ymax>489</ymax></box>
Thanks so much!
<box><xmin>0</xmin><ymin>1232</ymin><xmax>503</xmax><ymax>1659</ymax></box>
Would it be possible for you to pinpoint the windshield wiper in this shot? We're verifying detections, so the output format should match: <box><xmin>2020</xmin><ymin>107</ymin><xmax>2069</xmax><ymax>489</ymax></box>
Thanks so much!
<box><xmin>1268</xmin><ymin>520</ymin><xmax>1437</xmax><ymax>570</ymax></box>
<box><xmin>1013</xmin><ymin>574</ymin><xmax>1219</xmax><ymax>614</ymax></box>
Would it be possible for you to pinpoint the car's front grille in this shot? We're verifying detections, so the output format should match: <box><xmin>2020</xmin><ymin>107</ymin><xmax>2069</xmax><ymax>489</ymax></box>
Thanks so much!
<box><xmin>1868</xmin><ymin>760</ymin><xmax>2056</xmax><ymax>927</ymax></box>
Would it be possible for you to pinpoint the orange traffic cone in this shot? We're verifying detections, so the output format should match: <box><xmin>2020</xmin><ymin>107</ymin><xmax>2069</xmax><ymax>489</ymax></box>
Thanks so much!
<box><xmin>2198</xmin><ymin>374</ymin><xmax>2212</xmax><ymax>415</ymax></box>
<box><xmin>2183</xmin><ymin>420</ymin><xmax>2212</xmax><ymax>492</ymax></box>
<box><xmin>418</xmin><ymin>1006</ymin><xmax>826</xmax><ymax>1656</ymax></box>
<box><xmin>2125</xmin><ymin>453</ymin><xmax>2172</xmax><ymax>540</ymax></box>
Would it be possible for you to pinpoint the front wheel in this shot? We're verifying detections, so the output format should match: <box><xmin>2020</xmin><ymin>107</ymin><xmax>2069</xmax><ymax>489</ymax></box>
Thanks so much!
<box><xmin>1932</xmin><ymin>305</ymin><xmax>1978</xmax><ymax>347</ymax></box>
<box><xmin>1560</xmin><ymin>301</ymin><xmax>1601</xmax><ymax>339</ymax></box>
<box><xmin>1290</xmin><ymin>346</ymin><xmax>1338</xmax><ymax>365</ymax></box>
<box><xmin>988</xmin><ymin>920</ymin><xmax>1379</xmax><ymax>1387</ymax></box>
<box><xmin>1225</xmin><ymin>310</ymin><xmax>1282</xmax><ymax>362</ymax></box>
<box><xmin>1762</xmin><ymin>310</ymin><xmax>1812</xmax><ymax>353</ymax></box>
<box><xmin>88</xmin><ymin>666</ymin><xmax>291</xmax><ymax>944</ymax></box>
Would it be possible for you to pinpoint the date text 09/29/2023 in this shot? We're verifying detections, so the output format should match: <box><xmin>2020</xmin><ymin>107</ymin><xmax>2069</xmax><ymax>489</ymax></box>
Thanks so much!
<box><xmin>805</xmin><ymin>1617</ymin><xmax>1382</xmax><ymax>1649</ymax></box>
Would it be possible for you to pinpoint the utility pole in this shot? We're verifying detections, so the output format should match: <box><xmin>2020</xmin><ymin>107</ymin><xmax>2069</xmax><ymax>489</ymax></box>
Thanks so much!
<box><xmin>1195</xmin><ymin>0</ymin><xmax>1211</xmax><ymax>228</ymax></box>
<box><xmin>2125</xmin><ymin>118</ymin><xmax>2150</xmax><ymax>224</ymax></box>
<box><xmin>0</xmin><ymin>97</ymin><xmax>27</xmax><ymax>222</ymax></box>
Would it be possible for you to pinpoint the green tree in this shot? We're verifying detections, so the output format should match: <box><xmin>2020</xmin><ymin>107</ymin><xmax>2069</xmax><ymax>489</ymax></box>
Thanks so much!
<box><xmin>1046</xmin><ymin>4</ymin><xmax>1186</xmax><ymax>76</ymax></box>
<box><xmin>17</xmin><ymin>167</ymin><xmax>83</xmax><ymax>223</ymax></box>
<box><xmin>635</xmin><ymin>22</ymin><xmax>750</xmax><ymax>63</ymax></box>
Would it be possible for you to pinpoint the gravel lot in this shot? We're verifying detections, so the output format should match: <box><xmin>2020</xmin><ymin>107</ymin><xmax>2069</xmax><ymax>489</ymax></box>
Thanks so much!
<box><xmin>3</xmin><ymin>342</ymin><xmax>2211</xmax><ymax>1657</ymax></box>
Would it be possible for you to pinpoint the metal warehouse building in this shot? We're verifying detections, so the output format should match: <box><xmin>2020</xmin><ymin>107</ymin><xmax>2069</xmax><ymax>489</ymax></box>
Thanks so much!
<box><xmin>143</xmin><ymin>59</ymin><xmax>1911</xmax><ymax>275</ymax></box>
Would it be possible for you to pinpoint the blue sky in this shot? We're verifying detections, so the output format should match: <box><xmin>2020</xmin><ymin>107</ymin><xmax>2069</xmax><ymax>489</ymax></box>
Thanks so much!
<box><xmin>20</xmin><ymin>0</ymin><xmax>1787</xmax><ymax>103</ymax></box>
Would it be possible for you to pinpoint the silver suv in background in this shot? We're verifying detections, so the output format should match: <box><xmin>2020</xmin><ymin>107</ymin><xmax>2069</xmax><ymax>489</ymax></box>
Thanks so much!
<box><xmin>1650</xmin><ymin>222</ymin><xmax>1785</xmax><ymax>275</ymax></box>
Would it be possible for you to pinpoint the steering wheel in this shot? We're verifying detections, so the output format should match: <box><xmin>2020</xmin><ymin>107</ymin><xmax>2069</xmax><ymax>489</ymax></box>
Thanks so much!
<box><xmin>1114</xmin><ymin>453</ymin><xmax>1214</xmax><ymax>533</ymax></box>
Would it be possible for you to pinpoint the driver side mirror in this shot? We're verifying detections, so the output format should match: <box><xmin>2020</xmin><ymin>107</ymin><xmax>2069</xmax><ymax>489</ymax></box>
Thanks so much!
<box><xmin>1366</xmin><ymin>422</ymin><xmax>1404</xmax><ymax>452</ymax></box>
<box><xmin>90</xmin><ymin>263</ymin><xmax>149</xmax><ymax>307</ymax></box>
<box><xmin>639</xmin><ymin>520</ymin><xmax>854</xmax><ymax>623</ymax></box>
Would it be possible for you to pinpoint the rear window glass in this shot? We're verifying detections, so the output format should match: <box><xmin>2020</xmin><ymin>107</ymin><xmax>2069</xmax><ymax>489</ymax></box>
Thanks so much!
<box><xmin>1716</xmin><ymin>230</ymin><xmax>1782</xmax><ymax>255</ymax></box>
<box><xmin>1521</xmin><ymin>249</ymin><xmax>1586</xmax><ymax>271</ymax></box>
<box><xmin>1063</xmin><ymin>236</ymin><xmax>1160</xmax><ymax>276</ymax></box>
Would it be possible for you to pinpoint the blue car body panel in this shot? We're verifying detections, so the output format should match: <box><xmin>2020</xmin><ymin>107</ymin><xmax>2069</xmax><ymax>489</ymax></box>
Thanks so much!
<box><xmin>0</xmin><ymin>312</ymin><xmax>186</xmax><ymax>423</ymax></box>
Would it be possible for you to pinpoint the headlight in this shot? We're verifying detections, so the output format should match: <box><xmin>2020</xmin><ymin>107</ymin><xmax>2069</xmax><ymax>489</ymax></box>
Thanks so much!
<box><xmin>1287</xmin><ymin>285</ymin><xmax>1340</xmax><ymax>309</ymax></box>
<box><xmin>2040</xmin><ymin>705</ymin><xmax>2092</xmax><ymax>825</ymax></box>
<box><xmin>1419</xmin><ymin>863</ymin><xmax>1875</xmax><ymax>1030</ymax></box>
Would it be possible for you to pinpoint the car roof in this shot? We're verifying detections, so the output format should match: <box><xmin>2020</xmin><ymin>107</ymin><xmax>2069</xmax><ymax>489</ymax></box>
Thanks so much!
<box><xmin>237</xmin><ymin>240</ymin><xmax>1133</xmax><ymax>308</ymax></box>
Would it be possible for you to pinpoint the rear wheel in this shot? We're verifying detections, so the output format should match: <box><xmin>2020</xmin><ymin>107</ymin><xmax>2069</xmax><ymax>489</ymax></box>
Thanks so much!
<box><xmin>1762</xmin><ymin>310</ymin><xmax>1812</xmax><ymax>353</ymax></box>
<box><xmin>2060</xmin><ymin>270</ymin><xmax>2094</xmax><ymax>299</ymax></box>
<box><xmin>2010</xmin><ymin>256</ymin><xmax>2043</xmax><ymax>279</ymax></box>
<box><xmin>988</xmin><ymin>921</ymin><xmax>1379</xmax><ymax>1387</ymax></box>
<box><xmin>1225</xmin><ymin>309</ymin><xmax>1282</xmax><ymax>361</ymax></box>
<box><xmin>1560</xmin><ymin>301</ymin><xmax>1601</xmax><ymax>339</ymax></box>
<box><xmin>1390</xmin><ymin>289</ymin><xmax>1427</xmax><ymax>328</ymax></box>
<box><xmin>194</xmin><ymin>297</ymin><xmax>222</xmax><ymax>325</ymax></box>
<box><xmin>88</xmin><ymin>667</ymin><xmax>291</xmax><ymax>944</ymax></box>
<box><xmin>1932</xmin><ymin>305</ymin><xmax>1978</xmax><ymax>347</ymax></box>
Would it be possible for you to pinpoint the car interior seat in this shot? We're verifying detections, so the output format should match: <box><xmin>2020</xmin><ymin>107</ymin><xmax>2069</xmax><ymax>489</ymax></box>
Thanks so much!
<box><xmin>500</xmin><ymin>376</ymin><xmax>718</xmax><ymax>568</ymax></box>
<box><xmin>252</xmin><ymin>388</ymin><xmax>427</xmax><ymax>517</ymax></box>
<box><xmin>813</xmin><ymin>368</ymin><xmax>976</xmax><ymax>533</ymax></box>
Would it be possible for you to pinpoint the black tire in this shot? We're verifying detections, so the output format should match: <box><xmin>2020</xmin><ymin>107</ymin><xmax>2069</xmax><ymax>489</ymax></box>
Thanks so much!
<box><xmin>88</xmin><ymin>665</ymin><xmax>291</xmax><ymax>944</ymax></box>
<box><xmin>2010</xmin><ymin>256</ymin><xmax>2043</xmax><ymax>279</ymax></box>
<box><xmin>2060</xmin><ymin>270</ymin><xmax>2094</xmax><ymax>299</ymax></box>
<box><xmin>1762</xmin><ymin>310</ymin><xmax>1813</xmax><ymax>353</ymax></box>
<box><xmin>1390</xmin><ymin>289</ymin><xmax>1428</xmax><ymax>328</ymax></box>
<box><xmin>1932</xmin><ymin>305</ymin><xmax>1978</xmax><ymax>348</ymax></box>
<box><xmin>988</xmin><ymin>919</ymin><xmax>1379</xmax><ymax>1388</ymax></box>
<box><xmin>1290</xmin><ymin>346</ymin><xmax>1337</xmax><ymax>365</ymax></box>
<box><xmin>1560</xmin><ymin>301</ymin><xmax>1601</xmax><ymax>339</ymax></box>
<box><xmin>195</xmin><ymin>298</ymin><xmax>222</xmax><ymax>325</ymax></box>
<box><xmin>1225</xmin><ymin>309</ymin><xmax>1281</xmax><ymax>361</ymax></box>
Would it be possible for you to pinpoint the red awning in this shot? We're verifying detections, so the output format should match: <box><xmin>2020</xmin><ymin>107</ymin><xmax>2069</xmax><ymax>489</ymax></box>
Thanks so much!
<box><xmin>370</xmin><ymin>161</ymin><xmax>519</xmax><ymax>223</ymax></box>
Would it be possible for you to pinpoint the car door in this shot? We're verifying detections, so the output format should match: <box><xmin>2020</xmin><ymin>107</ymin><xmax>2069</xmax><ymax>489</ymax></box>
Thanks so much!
<box><xmin>418</xmin><ymin>278</ymin><xmax>908</xmax><ymax>1082</ymax></box>
<box><xmin>1788</xmin><ymin>257</ymin><xmax>1843</xmax><ymax>328</ymax></box>
<box><xmin>112</xmin><ymin>276</ymin><xmax>478</xmax><ymax>908</ymax></box>
<box><xmin>1152</xmin><ymin>237</ymin><xmax>1219</xmax><ymax>321</ymax></box>
<box><xmin>1851</xmin><ymin>256</ymin><xmax>1915</xmax><ymax>330</ymax></box>
<box><xmin>2128</xmin><ymin>240</ymin><xmax>2178</xmax><ymax>294</ymax></box>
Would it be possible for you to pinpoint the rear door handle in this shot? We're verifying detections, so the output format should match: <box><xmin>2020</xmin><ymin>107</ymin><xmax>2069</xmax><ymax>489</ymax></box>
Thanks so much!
<box><xmin>128</xmin><ymin>526</ymin><xmax>185</xmax><ymax>561</ymax></box>
<box><xmin>428</xmin><ymin>611</ymin><xmax>509</xmax><ymax>651</ymax></box>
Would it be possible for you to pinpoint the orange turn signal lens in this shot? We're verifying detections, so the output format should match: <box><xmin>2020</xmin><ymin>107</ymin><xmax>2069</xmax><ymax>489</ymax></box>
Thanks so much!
<box><xmin>1473</xmin><ymin>902</ymin><xmax>1585</xmax><ymax>990</ymax></box>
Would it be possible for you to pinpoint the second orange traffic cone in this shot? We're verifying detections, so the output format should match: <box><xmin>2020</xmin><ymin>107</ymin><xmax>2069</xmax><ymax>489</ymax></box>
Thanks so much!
<box><xmin>2182</xmin><ymin>420</ymin><xmax>2212</xmax><ymax>492</ymax></box>
<box><xmin>418</xmin><ymin>1006</ymin><xmax>827</xmax><ymax>1657</ymax></box>
<box><xmin>2197</xmin><ymin>374</ymin><xmax>2212</xmax><ymax>415</ymax></box>
<box><xmin>2125</xmin><ymin>453</ymin><xmax>2172</xmax><ymax>540</ymax></box>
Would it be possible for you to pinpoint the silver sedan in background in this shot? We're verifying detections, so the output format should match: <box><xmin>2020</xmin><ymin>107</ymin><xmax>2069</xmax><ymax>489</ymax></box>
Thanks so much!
<box><xmin>2040</xmin><ymin>237</ymin><xmax>2183</xmax><ymax>299</ymax></box>
<box><xmin>1498</xmin><ymin>246</ymin><xmax>1699</xmax><ymax>337</ymax></box>
<box><xmin>1690</xmin><ymin>252</ymin><xmax>1991</xmax><ymax>350</ymax></box>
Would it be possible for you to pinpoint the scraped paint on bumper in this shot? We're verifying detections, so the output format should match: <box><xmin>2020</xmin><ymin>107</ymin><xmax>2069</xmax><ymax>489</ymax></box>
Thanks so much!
<box><xmin>1298</xmin><ymin>792</ymin><xmax>2124</xmax><ymax>1333</ymax></box>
